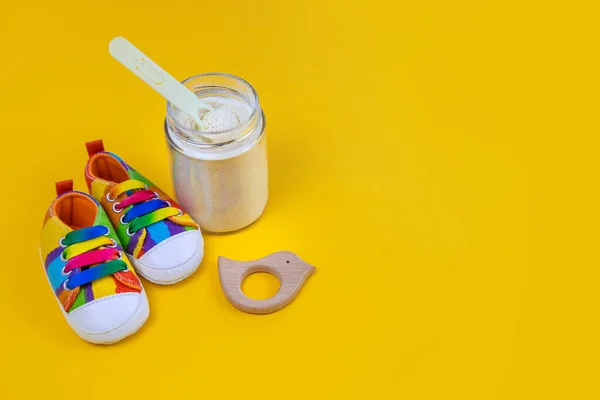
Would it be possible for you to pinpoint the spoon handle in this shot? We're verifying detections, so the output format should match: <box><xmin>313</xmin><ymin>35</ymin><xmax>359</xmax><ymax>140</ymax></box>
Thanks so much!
<box><xmin>109</xmin><ymin>37</ymin><xmax>211</xmax><ymax>124</ymax></box>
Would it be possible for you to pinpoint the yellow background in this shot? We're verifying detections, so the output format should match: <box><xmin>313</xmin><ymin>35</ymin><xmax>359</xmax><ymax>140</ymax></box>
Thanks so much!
<box><xmin>0</xmin><ymin>1</ymin><xmax>598</xmax><ymax>399</ymax></box>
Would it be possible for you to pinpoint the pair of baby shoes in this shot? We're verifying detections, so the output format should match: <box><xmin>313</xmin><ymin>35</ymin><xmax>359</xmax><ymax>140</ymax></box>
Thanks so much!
<box><xmin>39</xmin><ymin>140</ymin><xmax>203</xmax><ymax>344</ymax></box>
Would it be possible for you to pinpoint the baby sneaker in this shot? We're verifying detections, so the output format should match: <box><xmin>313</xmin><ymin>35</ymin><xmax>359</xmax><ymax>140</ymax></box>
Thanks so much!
<box><xmin>84</xmin><ymin>140</ymin><xmax>204</xmax><ymax>284</ymax></box>
<box><xmin>40</xmin><ymin>180</ymin><xmax>149</xmax><ymax>344</ymax></box>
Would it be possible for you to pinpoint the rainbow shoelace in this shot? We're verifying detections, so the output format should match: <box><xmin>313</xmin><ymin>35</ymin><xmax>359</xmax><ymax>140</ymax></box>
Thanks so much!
<box><xmin>106</xmin><ymin>179</ymin><xmax>181</xmax><ymax>236</ymax></box>
<box><xmin>60</xmin><ymin>226</ymin><xmax>127</xmax><ymax>290</ymax></box>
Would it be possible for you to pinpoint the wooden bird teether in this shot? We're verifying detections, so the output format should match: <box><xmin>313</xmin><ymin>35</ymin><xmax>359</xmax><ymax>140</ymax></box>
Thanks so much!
<box><xmin>218</xmin><ymin>251</ymin><xmax>316</xmax><ymax>314</ymax></box>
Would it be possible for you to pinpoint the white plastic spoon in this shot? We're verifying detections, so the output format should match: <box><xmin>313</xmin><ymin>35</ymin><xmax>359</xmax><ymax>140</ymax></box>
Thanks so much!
<box><xmin>109</xmin><ymin>37</ymin><xmax>212</xmax><ymax>126</ymax></box>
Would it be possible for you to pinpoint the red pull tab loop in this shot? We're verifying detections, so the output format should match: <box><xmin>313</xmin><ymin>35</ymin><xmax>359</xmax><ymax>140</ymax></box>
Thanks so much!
<box><xmin>55</xmin><ymin>180</ymin><xmax>74</xmax><ymax>196</ymax></box>
<box><xmin>85</xmin><ymin>140</ymin><xmax>105</xmax><ymax>157</ymax></box>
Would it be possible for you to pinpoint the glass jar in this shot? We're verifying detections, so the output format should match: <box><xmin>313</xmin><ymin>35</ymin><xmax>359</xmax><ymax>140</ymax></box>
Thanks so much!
<box><xmin>164</xmin><ymin>73</ymin><xmax>268</xmax><ymax>233</ymax></box>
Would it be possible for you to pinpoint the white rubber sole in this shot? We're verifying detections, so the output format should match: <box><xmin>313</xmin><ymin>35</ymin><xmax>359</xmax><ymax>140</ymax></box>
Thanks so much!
<box><xmin>127</xmin><ymin>242</ymin><xmax>203</xmax><ymax>285</ymax></box>
<box><xmin>39</xmin><ymin>249</ymin><xmax>150</xmax><ymax>345</ymax></box>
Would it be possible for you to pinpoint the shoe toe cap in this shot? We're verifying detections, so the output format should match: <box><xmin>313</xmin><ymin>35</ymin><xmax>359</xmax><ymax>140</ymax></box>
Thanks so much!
<box><xmin>67</xmin><ymin>292</ymin><xmax>148</xmax><ymax>343</ymax></box>
<box><xmin>132</xmin><ymin>230</ymin><xmax>204</xmax><ymax>284</ymax></box>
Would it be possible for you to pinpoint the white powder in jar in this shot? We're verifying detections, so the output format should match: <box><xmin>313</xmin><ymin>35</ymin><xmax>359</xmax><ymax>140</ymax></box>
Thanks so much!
<box><xmin>173</xmin><ymin>96</ymin><xmax>250</xmax><ymax>132</ymax></box>
<box><xmin>169</xmin><ymin>95</ymin><xmax>268</xmax><ymax>233</ymax></box>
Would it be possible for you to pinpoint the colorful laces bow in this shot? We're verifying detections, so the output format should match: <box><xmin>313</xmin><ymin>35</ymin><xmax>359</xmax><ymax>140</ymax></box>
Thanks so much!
<box><xmin>61</xmin><ymin>226</ymin><xmax>127</xmax><ymax>290</ymax></box>
<box><xmin>106</xmin><ymin>179</ymin><xmax>181</xmax><ymax>236</ymax></box>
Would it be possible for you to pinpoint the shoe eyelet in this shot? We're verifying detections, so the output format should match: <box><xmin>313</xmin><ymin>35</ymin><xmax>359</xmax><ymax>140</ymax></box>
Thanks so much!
<box><xmin>59</xmin><ymin>237</ymin><xmax>66</xmax><ymax>248</ymax></box>
<box><xmin>102</xmin><ymin>226</ymin><xmax>110</xmax><ymax>236</ymax></box>
<box><xmin>113</xmin><ymin>202</ymin><xmax>123</xmax><ymax>213</ymax></box>
<box><xmin>107</xmin><ymin>238</ymin><xmax>118</xmax><ymax>248</ymax></box>
<box><xmin>166</xmin><ymin>201</ymin><xmax>171</xmax><ymax>207</ymax></box>
<box><xmin>62</xmin><ymin>279</ymin><xmax>70</xmax><ymax>291</ymax></box>
<box><xmin>116</xmin><ymin>252</ymin><xmax>123</xmax><ymax>260</ymax></box>
<box><xmin>61</xmin><ymin>266</ymin><xmax>69</xmax><ymax>276</ymax></box>
<box><xmin>126</xmin><ymin>226</ymin><xmax>135</xmax><ymax>237</ymax></box>
<box><xmin>60</xmin><ymin>251</ymin><xmax>68</xmax><ymax>262</ymax></box>
<box><xmin>153</xmin><ymin>191</ymin><xmax>160</xmax><ymax>199</ymax></box>
<box><xmin>120</xmin><ymin>215</ymin><xmax>127</xmax><ymax>225</ymax></box>
<box><xmin>176</xmin><ymin>209</ymin><xmax>183</xmax><ymax>216</ymax></box>
<box><xmin>106</xmin><ymin>192</ymin><xmax>117</xmax><ymax>203</ymax></box>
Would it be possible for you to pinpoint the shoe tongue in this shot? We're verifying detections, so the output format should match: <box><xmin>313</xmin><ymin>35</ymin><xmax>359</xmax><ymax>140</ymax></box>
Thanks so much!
<box><xmin>56</xmin><ymin>192</ymin><xmax>100</xmax><ymax>230</ymax></box>
<box><xmin>89</xmin><ymin>152</ymin><xmax>131</xmax><ymax>183</ymax></box>
<box><xmin>107</xmin><ymin>170</ymin><xmax>144</xmax><ymax>200</ymax></box>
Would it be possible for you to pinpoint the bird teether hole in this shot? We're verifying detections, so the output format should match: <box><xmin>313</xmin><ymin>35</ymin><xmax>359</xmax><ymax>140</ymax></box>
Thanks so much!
<box><xmin>241</xmin><ymin>272</ymin><xmax>280</xmax><ymax>300</ymax></box>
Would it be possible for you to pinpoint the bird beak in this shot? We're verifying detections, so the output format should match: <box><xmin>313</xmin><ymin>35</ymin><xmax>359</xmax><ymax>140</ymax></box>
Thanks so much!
<box><xmin>302</xmin><ymin>262</ymin><xmax>317</xmax><ymax>274</ymax></box>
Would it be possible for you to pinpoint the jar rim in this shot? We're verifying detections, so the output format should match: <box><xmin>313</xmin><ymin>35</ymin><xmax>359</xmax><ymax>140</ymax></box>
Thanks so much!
<box><xmin>165</xmin><ymin>72</ymin><xmax>260</xmax><ymax>136</ymax></box>
<box><xmin>164</xmin><ymin>109</ymin><xmax>266</xmax><ymax>159</ymax></box>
